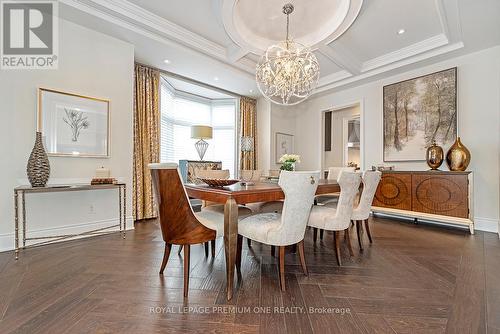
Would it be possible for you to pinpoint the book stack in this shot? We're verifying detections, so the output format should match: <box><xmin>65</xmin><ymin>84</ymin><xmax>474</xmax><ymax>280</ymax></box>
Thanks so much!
<box><xmin>91</xmin><ymin>167</ymin><xmax>116</xmax><ymax>184</ymax></box>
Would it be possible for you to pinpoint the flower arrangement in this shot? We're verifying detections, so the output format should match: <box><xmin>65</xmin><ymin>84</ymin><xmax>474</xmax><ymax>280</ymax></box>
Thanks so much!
<box><xmin>279</xmin><ymin>154</ymin><xmax>301</xmax><ymax>171</ymax></box>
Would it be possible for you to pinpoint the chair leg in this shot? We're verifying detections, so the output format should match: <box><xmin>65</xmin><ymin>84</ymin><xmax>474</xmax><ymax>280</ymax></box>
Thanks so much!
<box><xmin>364</xmin><ymin>219</ymin><xmax>373</xmax><ymax>243</ymax></box>
<box><xmin>271</xmin><ymin>245</ymin><xmax>275</xmax><ymax>257</ymax></box>
<box><xmin>345</xmin><ymin>228</ymin><xmax>354</xmax><ymax>257</ymax></box>
<box><xmin>356</xmin><ymin>220</ymin><xmax>364</xmax><ymax>251</ymax></box>
<box><xmin>183</xmin><ymin>245</ymin><xmax>190</xmax><ymax>298</ymax></box>
<box><xmin>204</xmin><ymin>242</ymin><xmax>209</xmax><ymax>257</ymax></box>
<box><xmin>177</xmin><ymin>245</ymin><xmax>183</xmax><ymax>255</ymax></box>
<box><xmin>333</xmin><ymin>231</ymin><xmax>342</xmax><ymax>266</ymax></box>
<box><xmin>313</xmin><ymin>228</ymin><xmax>318</xmax><ymax>242</ymax></box>
<box><xmin>279</xmin><ymin>246</ymin><xmax>286</xmax><ymax>291</ymax></box>
<box><xmin>297</xmin><ymin>240</ymin><xmax>308</xmax><ymax>276</ymax></box>
<box><xmin>236</xmin><ymin>235</ymin><xmax>243</xmax><ymax>273</ymax></box>
<box><xmin>211</xmin><ymin>239</ymin><xmax>216</xmax><ymax>257</ymax></box>
<box><xmin>320</xmin><ymin>229</ymin><xmax>324</xmax><ymax>240</ymax></box>
<box><xmin>247</xmin><ymin>238</ymin><xmax>252</xmax><ymax>247</ymax></box>
<box><xmin>159</xmin><ymin>243</ymin><xmax>172</xmax><ymax>274</ymax></box>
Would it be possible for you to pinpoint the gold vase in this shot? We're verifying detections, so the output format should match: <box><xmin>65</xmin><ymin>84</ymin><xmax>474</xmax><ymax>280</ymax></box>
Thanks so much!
<box><xmin>446</xmin><ymin>137</ymin><xmax>470</xmax><ymax>171</ymax></box>
<box><xmin>426</xmin><ymin>141</ymin><xmax>444</xmax><ymax>170</ymax></box>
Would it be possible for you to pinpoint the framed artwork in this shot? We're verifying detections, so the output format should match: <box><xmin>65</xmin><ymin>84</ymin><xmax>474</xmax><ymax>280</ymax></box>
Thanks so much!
<box><xmin>383</xmin><ymin>67</ymin><xmax>457</xmax><ymax>161</ymax></box>
<box><xmin>37</xmin><ymin>88</ymin><xmax>110</xmax><ymax>157</ymax></box>
<box><xmin>275</xmin><ymin>132</ymin><xmax>294</xmax><ymax>163</ymax></box>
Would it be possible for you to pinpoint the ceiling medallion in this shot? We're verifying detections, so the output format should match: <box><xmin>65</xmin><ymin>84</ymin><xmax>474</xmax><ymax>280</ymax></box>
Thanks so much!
<box><xmin>256</xmin><ymin>3</ymin><xmax>320</xmax><ymax>106</ymax></box>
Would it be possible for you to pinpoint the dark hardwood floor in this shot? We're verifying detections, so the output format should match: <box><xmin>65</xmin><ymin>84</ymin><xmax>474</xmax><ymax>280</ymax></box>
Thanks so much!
<box><xmin>1</xmin><ymin>216</ymin><xmax>499</xmax><ymax>333</ymax></box>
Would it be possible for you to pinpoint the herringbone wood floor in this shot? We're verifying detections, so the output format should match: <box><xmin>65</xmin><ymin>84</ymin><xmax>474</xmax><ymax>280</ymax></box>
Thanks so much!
<box><xmin>0</xmin><ymin>216</ymin><xmax>499</xmax><ymax>333</ymax></box>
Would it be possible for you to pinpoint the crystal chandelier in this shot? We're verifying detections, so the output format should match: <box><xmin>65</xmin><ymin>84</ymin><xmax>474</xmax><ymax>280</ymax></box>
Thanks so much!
<box><xmin>256</xmin><ymin>3</ymin><xmax>320</xmax><ymax>106</ymax></box>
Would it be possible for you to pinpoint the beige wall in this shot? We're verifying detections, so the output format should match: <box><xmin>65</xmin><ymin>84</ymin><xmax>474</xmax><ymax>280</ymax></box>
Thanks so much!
<box><xmin>292</xmin><ymin>46</ymin><xmax>500</xmax><ymax>233</ymax></box>
<box><xmin>0</xmin><ymin>19</ymin><xmax>135</xmax><ymax>251</ymax></box>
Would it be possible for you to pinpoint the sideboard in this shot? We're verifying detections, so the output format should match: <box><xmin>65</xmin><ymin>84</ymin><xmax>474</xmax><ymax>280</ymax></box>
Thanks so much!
<box><xmin>371</xmin><ymin>171</ymin><xmax>474</xmax><ymax>233</ymax></box>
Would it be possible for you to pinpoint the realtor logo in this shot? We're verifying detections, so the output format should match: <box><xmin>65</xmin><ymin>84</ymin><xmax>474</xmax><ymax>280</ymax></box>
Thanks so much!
<box><xmin>1</xmin><ymin>0</ymin><xmax>58</xmax><ymax>69</ymax></box>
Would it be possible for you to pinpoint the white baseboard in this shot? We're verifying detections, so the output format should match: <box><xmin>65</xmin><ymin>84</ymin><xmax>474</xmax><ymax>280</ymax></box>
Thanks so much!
<box><xmin>474</xmin><ymin>217</ymin><xmax>499</xmax><ymax>233</ymax></box>
<box><xmin>0</xmin><ymin>216</ymin><xmax>134</xmax><ymax>253</ymax></box>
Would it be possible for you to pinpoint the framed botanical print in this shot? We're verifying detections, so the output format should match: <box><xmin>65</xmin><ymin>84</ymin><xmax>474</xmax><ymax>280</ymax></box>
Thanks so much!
<box><xmin>37</xmin><ymin>88</ymin><xmax>110</xmax><ymax>157</ymax></box>
<box><xmin>383</xmin><ymin>67</ymin><xmax>457</xmax><ymax>161</ymax></box>
<box><xmin>275</xmin><ymin>132</ymin><xmax>294</xmax><ymax>163</ymax></box>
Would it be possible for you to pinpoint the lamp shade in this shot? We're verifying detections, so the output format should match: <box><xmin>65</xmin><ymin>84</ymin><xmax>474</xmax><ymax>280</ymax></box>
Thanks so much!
<box><xmin>240</xmin><ymin>136</ymin><xmax>254</xmax><ymax>152</ymax></box>
<box><xmin>191</xmin><ymin>125</ymin><xmax>212</xmax><ymax>139</ymax></box>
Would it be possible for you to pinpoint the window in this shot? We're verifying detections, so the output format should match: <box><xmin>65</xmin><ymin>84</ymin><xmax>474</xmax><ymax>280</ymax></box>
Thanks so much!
<box><xmin>160</xmin><ymin>79</ymin><xmax>238</xmax><ymax>177</ymax></box>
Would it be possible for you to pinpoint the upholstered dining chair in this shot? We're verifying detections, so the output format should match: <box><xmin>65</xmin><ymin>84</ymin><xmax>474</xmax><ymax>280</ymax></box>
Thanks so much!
<box><xmin>149</xmin><ymin>163</ymin><xmax>225</xmax><ymax>297</ymax></box>
<box><xmin>308</xmin><ymin>171</ymin><xmax>362</xmax><ymax>266</ymax></box>
<box><xmin>236</xmin><ymin>171</ymin><xmax>320</xmax><ymax>291</ymax></box>
<box><xmin>240</xmin><ymin>169</ymin><xmax>262</xmax><ymax>182</ymax></box>
<box><xmin>313</xmin><ymin>166</ymin><xmax>356</xmax><ymax>241</ymax></box>
<box><xmin>195</xmin><ymin>168</ymin><xmax>252</xmax><ymax>256</ymax></box>
<box><xmin>351</xmin><ymin>171</ymin><xmax>381</xmax><ymax>250</ymax></box>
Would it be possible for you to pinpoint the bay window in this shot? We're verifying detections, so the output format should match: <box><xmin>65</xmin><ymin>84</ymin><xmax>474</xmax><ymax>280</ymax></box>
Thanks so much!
<box><xmin>160</xmin><ymin>78</ymin><xmax>237</xmax><ymax>177</ymax></box>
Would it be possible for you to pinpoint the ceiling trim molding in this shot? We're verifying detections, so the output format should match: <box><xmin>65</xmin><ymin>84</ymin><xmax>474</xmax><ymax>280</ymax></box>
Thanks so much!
<box><xmin>60</xmin><ymin>0</ymin><xmax>255</xmax><ymax>75</ymax></box>
<box><xmin>361</xmin><ymin>34</ymin><xmax>450</xmax><ymax>72</ymax></box>
<box><xmin>318</xmin><ymin>43</ymin><xmax>362</xmax><ymax>75</ymax></box>
<box><xmin>61</xmin><ymin>0</ymin><xmax>468</xmax><ymax>96</ymax></box>
<box><xmin>316</xmin><ymin>41</ymin><xmax>464</xmax><ymax>93</ymax></box>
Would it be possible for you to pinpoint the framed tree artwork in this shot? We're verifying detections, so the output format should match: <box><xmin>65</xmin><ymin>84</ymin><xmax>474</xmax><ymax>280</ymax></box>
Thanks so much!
<box><xmin>37</xmin><ymin>88</ymin><xmax>110</xmax><ymax>157</ymax></box>
<box><xmin>383</xmin><ymin>67</ymin><xmax>457</xmax><ymax>161</ymax></box>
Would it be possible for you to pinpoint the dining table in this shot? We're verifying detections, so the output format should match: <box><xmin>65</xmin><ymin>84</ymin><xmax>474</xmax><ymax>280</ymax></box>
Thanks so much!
<box><xmin>185</xmin><ymin>179</ymin><xmax>341</xmax><ymax>300</ymax></box>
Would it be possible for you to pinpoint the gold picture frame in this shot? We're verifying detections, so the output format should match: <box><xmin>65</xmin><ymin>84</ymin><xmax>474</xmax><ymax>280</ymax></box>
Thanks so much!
<box><xmin>37</xmin><ymin>88</ymin><xmax>110</xmax><ymax>158</ymax></box>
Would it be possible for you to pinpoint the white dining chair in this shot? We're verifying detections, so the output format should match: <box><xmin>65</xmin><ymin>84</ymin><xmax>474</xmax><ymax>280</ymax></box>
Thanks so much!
<box><xmin>236</xmin><ymin>171</ymin><xmax>320</xmax><ymax>291</ymax></box>
<box><xmin>308</xmin><ymin>171</ymin><xmax>362</xmax><ymax>266</ymax></box>
<box><xmin>240</xmin><ymin>169</ymin><xmax>262</xmax><ymax>182</ymax></box>
<box><xmin>351</xmin><ymin>171</ymin><xmax>381</xmax><ymax>250</ymax></box>
<box><xmin>313</xmin><ymin>166</ymin><xmax>356</xmax><ymax>241</ymax></box>
<box><xmin>182</xmin><ymin>168</ymin><xmax>251</xmax><ymax>257</ymax></box>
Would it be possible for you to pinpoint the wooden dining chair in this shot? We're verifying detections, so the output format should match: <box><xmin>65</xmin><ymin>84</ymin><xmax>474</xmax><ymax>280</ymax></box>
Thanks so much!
<box><xmin>149</xmin><ymin>163</ymin><xmax>224</xmax><ymax>297</ymax></box>
<box><xmin>308</xmin><ymin>171</ymin><xmax>362</xmax><ymax>265</ymax></box>
<box><xmin>236</xmin><ymin>171</ymin><xmax>320</xmax><ymax>291</ymax></box>
<box><xmin>351</xmin><ymin>171</ymin><xmax>381</xmax><ymax>250</ymax></box>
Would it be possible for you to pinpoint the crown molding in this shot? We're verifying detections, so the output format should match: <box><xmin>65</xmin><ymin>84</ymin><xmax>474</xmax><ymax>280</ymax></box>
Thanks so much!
<box><xmin>361</xmin><ymin>34</ymin><xmax>450</xmax><ymax>72</ymax></box>
<box><xmin>60</xmin><ymin>0</ymin><xmax>466</xmax><ymax>94</ymax></box>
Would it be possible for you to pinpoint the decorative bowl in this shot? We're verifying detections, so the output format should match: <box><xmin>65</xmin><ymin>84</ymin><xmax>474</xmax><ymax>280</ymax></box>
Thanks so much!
<box><xmin>198</xmin><ymin>178</ymin><xmax>239</xmax><ymax>187</ymax></box>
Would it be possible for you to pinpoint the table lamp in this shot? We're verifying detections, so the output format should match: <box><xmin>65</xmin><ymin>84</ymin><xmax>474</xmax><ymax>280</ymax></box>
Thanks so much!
<box><xmin>191</xmin><ymin>125</ymin><xmax>212</xmax><ymax>160</ymax></box>
<box><xmin>240</xmin><ymin>136</ymin><xmax>255</xmax><ymax>185</ymax></box>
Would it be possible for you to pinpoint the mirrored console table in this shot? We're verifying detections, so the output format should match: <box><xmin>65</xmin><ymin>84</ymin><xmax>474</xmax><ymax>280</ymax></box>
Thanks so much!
<box><xmin>13</xmin><ymin>183</ymin><xmax>126</xmax><ymax>259</ymax></box>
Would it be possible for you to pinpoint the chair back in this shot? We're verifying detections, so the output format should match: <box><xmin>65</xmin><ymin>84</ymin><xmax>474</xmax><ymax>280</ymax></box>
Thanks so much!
<box><xmin>327</xmin><ymin>166</ymin><xmax>356</xmax><ymax>181</ymax></box>
<box><xmin>240</xmin><ymin>170</ymin><xmax>262</xmax><ymax>182</ymax></box>
<box><xmin>149</xmin><ymin>163</ymin><xmax>215</xmax><ymax>244</ymax></box>
<box><xmin>272</xmin><ymin>171</ymin><xmax>320</xmax><ymax>245</ymax></box>
<box><xmin>355</xmin><ymin>171</ymin><xmax>382</xmax><ymax>218</ymax></box>
<box><xmin>332</xmin><ymin>171</ymin><xmax>362</xmax><ymax>229</ymax></box>
<box><xmin>195</xmin><ymin>169</ymin><xmax>230</xmax><ymax>179</ymax></box>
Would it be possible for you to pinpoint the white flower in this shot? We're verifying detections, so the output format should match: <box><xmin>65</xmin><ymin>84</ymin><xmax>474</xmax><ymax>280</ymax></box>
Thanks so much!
<box><xmin>279</xmin><ymin>154</ymin><xmax>301</xmax><ymax>163</ymax></box>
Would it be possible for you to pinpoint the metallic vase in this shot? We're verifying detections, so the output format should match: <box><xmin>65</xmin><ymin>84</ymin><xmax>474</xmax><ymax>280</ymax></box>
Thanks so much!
<box><xmin>27</xmin><ymin>132</ymin><xmax>50</xmax><ymax>187</ymax></box>
<box><xmin>426</xmin><ymin>141</ymin><xmax>444</xmax><ymax>170</ymax></box>
<box><xmin>446</xmin><ymin>137</ymin><xmax>471</xmax><ymax>171</ymax></box>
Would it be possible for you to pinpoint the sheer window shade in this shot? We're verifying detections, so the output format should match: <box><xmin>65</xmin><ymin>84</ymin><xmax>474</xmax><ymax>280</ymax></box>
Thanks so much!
<box><xmin>160</xmin><ymin>81</ymin><xmax>237</xmax><ymax>177</ymax></box>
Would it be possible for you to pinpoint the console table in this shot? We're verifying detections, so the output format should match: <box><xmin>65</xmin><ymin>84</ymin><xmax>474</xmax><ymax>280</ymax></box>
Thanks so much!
<box><xmin>13</xmin><ymin>183</ymin><xmax>126</xmax><ymax>259</ymax></box>
<box><xmin>371</xmin><ymin>171</ymin><xmax>474</xmax><ymax>233</ymax></box>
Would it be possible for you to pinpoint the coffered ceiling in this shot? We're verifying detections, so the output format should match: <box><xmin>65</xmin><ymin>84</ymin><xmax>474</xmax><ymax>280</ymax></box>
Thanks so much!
<box><xmin>59</xmin><ymin>0</ymin><xmax>500</xmax><ymax>98</ymax></box>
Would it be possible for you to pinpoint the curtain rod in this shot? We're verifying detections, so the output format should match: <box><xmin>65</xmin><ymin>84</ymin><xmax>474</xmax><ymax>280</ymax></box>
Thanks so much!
<box><xmin>135</xmin><ymin>62</ymin><xmax>242</xmax><ymax>99</ymax></box>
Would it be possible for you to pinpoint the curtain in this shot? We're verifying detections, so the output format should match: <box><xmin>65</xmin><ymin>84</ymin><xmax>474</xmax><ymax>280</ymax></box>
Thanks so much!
<box><xmin>239</xmin><ymin>97</ymin><xmax>258</xmax><ymax>170</ymax></box>
<box><xmin>133</xmin><ymin>64</ymin><xmax>160</xmax><ymax>220</ymax></box>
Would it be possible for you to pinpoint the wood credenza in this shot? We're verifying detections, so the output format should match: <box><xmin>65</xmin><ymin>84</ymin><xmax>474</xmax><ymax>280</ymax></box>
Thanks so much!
<box><xmin>372</xmin><ymin>171</ymin><xmax>474</xmax><ymax>233</ymax></box>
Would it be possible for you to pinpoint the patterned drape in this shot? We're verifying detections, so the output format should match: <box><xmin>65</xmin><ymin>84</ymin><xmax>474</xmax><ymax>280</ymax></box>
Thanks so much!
<box><xmin>239</xmin><ymin>97</ymin><xmax>258</xmax><ymax>170</ymax></box>
<box><xmin>133</xmin><ymin>64</ymin><xmax>160</xmax><ymax>220</ymax></box>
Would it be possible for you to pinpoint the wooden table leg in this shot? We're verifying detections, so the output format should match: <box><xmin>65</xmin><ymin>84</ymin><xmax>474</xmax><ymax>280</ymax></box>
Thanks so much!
<box><xmin>224</xmin><ymin>197</ymin><xmax>238</xmax><ymax>300</ymax></box>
